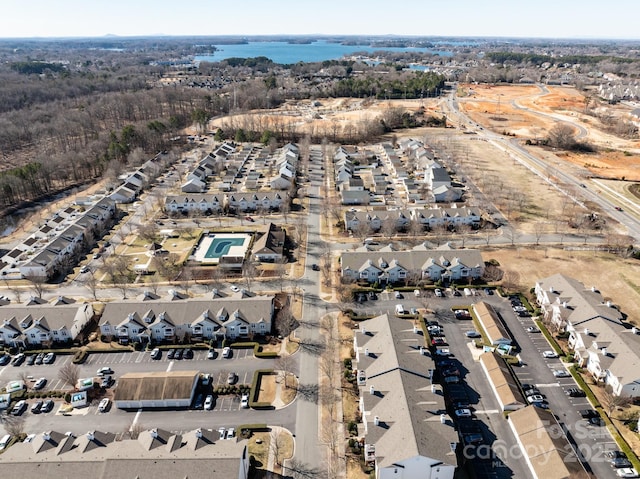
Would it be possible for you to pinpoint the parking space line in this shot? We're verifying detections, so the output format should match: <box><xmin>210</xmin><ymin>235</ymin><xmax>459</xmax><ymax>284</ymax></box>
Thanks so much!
<box><xmin>135</xmin><ymin>352</ymin><xmax>145</xmax><ymax>363</ymax></box>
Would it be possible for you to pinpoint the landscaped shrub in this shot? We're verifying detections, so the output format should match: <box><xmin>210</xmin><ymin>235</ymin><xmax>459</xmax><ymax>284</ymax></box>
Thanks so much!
<box><xmin>72</xmin><ymin>350</ymin><xmax>88</xmax><ymax>364</ymax></box>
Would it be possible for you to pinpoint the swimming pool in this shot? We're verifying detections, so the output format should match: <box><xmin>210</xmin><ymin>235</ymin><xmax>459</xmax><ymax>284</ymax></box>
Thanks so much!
<box><xmin>205</xmin><ymin>237</ymin><xmax>247</xmax><ymax>258</ymax></box>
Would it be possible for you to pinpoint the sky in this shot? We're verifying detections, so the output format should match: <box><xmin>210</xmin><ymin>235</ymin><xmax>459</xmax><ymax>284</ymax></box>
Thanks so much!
<box><xmin>1</xmin><ymin>0</ymin><xmax>639</xmax><ymax>40</ymax></box>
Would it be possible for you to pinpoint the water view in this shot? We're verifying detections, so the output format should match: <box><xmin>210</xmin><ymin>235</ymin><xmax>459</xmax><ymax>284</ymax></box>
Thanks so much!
<box><xmin>194</xmin><ymin>40</ymin><xmax>454</xmax><ymax>64</ymax></box>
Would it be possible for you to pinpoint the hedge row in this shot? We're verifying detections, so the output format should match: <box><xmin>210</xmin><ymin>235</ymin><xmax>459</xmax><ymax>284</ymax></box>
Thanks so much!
<box><xmin>229</xmin><ymin>341</ymin><xmax>280</xmax><ymax>358</ymax></box>
<box><xmin>72</xmin><ymin>350</ymin><xmax>88</xmax><ymax>364</ymax></box>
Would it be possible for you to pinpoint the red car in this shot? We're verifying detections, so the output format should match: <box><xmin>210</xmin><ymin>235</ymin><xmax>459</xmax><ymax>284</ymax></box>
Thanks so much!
<box><xmin>245</xmin><ymin>216</ymin><xmax>254</xmax><ymax>222</ymax></box>
<box><xmin>432</xmin><ymin>337</ymin><xmax>447</xmax><ymax>346</ymax></box>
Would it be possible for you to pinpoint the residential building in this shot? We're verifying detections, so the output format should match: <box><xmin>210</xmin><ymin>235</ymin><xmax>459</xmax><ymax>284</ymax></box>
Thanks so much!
<box><xmin>99</xmin><ymin>294</ymin><xmax>274</xmax><ymax>344</ymax></box>
<box><xmin>341</xmin><ymin>247</ymin><xmax>484</xmax><ymax>285</ymax></box>
<box><xmin>164</xmin><ymin>194</ymin><xmax>224</xmax><ymax>214</ymax></box>
<box><xmin>353</xmin><ymin>314</ymin><xmax>458</xmax><ymax>479</ymax></box>
<box><xmin>0</xmin><ymin>301</ymin><xmax>94</xmax><ymax>348</ymax></box>
<box><xmin>0</xmin><ymin>427</ymin><xmax>249</xmax><ymax>479</ymax></box>
<box><xmin>253</xmin><ymin>223</ymin><xmax>286</xmax><ymax>263</ymax></box>
<box><xmin>535</xmin><ymin>274</ymin><xmax>640</xmax><ymax>397</ymax></box>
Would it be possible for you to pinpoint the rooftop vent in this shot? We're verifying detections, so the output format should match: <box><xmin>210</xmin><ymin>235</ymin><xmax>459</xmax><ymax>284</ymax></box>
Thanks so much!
<box><xmin>86</xmin><ymin>431</ymin><xmax>95</xmax><ymax>442</ymax></box>
<box><xmin>440</xmin><ymin>414</ymin><xmax>447</xmax><ymax>424</ymax></box>
<box><xmin>369</xmin><ymin>385</ymin><xmax>375</xmax><ymax>395</ymax></box>
<box><xmin>374</xmin><ymin>416</ymin><xmax>380</xmax><ymax>426</ymax></box>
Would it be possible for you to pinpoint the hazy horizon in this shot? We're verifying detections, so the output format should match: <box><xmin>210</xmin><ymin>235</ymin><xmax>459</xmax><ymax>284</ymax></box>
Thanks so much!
<box><xmin>2</xmin><ymin>0</ymin><xmax>639</xmax><ymax>41</ymax></box>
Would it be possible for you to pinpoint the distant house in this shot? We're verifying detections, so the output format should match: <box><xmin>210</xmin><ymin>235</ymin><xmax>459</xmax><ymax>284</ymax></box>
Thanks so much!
<box><xmin>341</xmin><ymin>247</ymin><xmax>484</xmax><ymax>285</ymax></box>
<box><xmin>535</xmin><ymin>274</ymin><xmax>640</xmax><ymax>397</ymax></box>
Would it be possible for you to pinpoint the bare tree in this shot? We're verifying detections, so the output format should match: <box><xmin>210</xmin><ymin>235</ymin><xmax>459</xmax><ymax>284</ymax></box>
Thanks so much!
<box><xmin>602</xmin><ymin>387</ymin><xmax>632</xmax><ymax>416</ymax></box>
<box><xmin>275</xmin><ymin>354</ymin><xmax>296</xmax><ymax>389</ymax></box>
<box><xmin>269</xmin><ymin>429</ymin><xmax>288</xmax><ymax>467</ymax></box>
<box><xmin>241</xmin><ymin>261</ymin><xmax>259</xmax><ymax>293</ymax></box>
<box><xmin>2</xmin><ymin>414</ymin><xmax>25</xmax><ymax>437</ymax></box>
<box><xmin>4</xmin><ymin>278</ymin><xmax>23</xmax><ymax>303</ymax></box>
<box><xmin>58</xmin><ymin>363</ymin><xmax>80</xmax><ymax>388</ymax></box>
<box><xmin>274</xmin><ymin>257</ymin><xmax>288</xmax><ymax>292</ymax></box>
<box><xmin>380</xmin><ymin>217</ymin><xmax>397</xmax><ymax>240</ymax></box>
<box><xmin>83</xmin><ymin>271</ymin><xmax>100</xmax><ymax>301</ymax></box>
<box><xmin>276</xmin><ymin>305</ymin><xmax>299</xmax><ymax>338</ymax></box>
<box><xmin>25</xmin><ymin>274</ymin><xmax>47</xmax><ymax>299</ymax></box>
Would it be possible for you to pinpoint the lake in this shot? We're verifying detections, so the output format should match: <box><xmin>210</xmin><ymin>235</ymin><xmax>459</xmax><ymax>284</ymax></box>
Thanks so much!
<box><xmin>194</xmin><ymin>40</ymin><xmax>454</xmax><ymax>64</ymax></box>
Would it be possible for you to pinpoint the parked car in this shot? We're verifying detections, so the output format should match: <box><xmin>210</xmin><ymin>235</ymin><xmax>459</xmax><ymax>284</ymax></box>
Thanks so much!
<box><xmin>553</xmin><ymin>369</ymin><xmax>570</xmax><ymax>378</ymax></box>
<box><xmin>435</xmin><ymin>348</ymin><xmax>452</xmax><ymax>357</ymax></box>
<box><xmin>394</xmin><ymin>291</ymin><xmax>402</xmax><ymax>299</ymax></box>
<box><xmin>225</xmin><ymin>427</ymin><xmax>235</xmax><ymax>440</ymax></box>
<box><xmin>579</xmin><ymin>409</ymin><xmax>598</xmax><ymax>418</ymax></box>
<box><xmin>565</xmin><ymin>388</ymin><xmax>586</xmax><ymax>398</ymax></box>
<box><xmin>244</xmin><ymin>216</ymin><xmax>254</xmax><ymax>222</ymax></box>
<box><xmin>167</xmin><ymin>349</ymin><xmax>176</xmax><ymax>359</ymax></box>
<box><xmin>615</xmin><ymin>468</ymin><xmax>639</xmax><ymax>478</ymax></box>
<box><xmin>101</xmin><ymin>376</ymin><xmax>114</xmax><ymax>388</ymax></box>
<box><xmin>43</xmin><ymin>352</ymin><xmax>56</xmax><ymax>364</ymax></box>
<box><xmin>455</xmin><ymin>408</ymin><xmax>473</xmax><ymax>418</ymax></box>
<box><xmin>26</xmin><ymin>354</ymin><xmax>36</xmax><ymax>366</ymax></box>
<box><xmin>183</xmin><ymin>348</ymin><xmax>194</xmax><ymax>359</ymax></box>
<box><xmin>11</xmin><ymin>400</ymin><xmax>27</xmax><ymax>416</ymax></box>
<box><xmin>611</xmin><ymin>457</ymin><xmax>633</xmax><ymax>468</ymax></box>
<box><xmin>97</xmin><ymin>367</ymin><xmax>114</xmax><ymax>376</ymax></box>
<box><xmin>240</xmin><ymin>393</ymin><xmax>249</xmax><ymax>409</ymax></box>
<box><xmin>98</xmin><ymin>398</ymin><xmax>110</xmax><ymax>413</ymax></box>
<box><xmin>227</xmin><ymin>372</ymin><xmax>237</xmax><ymax>385</ymax></box>
<box><xmin>484</xmin><ymin>288</ymin><xmax>493</xmax><ymax>295</ymax></box>
<box><xmin>218</xmin><ymin>427</ymin><xmax>226</xmax><ymax>440</ymax></box>
<box><xmin>368</xmin><ymin>291</ymin><xmax>377</xmax><ymax>300</ymax></box>
<box><xmin>35</xmin><ymin>352</ymin><xmax>45</xmax><ymax>365</ymax></box>
<box><xmin>311</xmin><ymin>264</ymin><xmax>320</xmax><ymax>271</ymax></box>
<box><xmin>11</xmin><ymin>353</ymin><xmax>25</xmax><ymax>366</ymax></box>
<box><xmin>41</xmin><ymin>399</ymin><xmax>54</xmax><ymax>413</ymax></box>
<box><xmin>465</xmin><ymin>330</ymin><xmax>481</xmax><ymax>338</ymax></box>
<box><xmin>150</xmin><ymin>348</ymin><xmax>161</xmax><ymax>360</ymax></box>
<box><xmin>434</xmin><ymin>288</ymin><xmax>443</xmax><ymax>297</ymax></box>
<box><xmin>542</xmin><ymin>351</ymin><xmax>558</xmax><ymax>359</ymax></box>
<box><xmin>527</xmin><ymin>395</ymin><xmax>545</xmax><ymax>403</ymax></box>
<box><xmin>80</xmin><ymin>266</ymin><xmax>90</xmax><ymax>274</ymax></box>
<box><xmin>526</xmin><ymin>326</ymin><xmax>540</xmax><ymax>333</ymax></box>
<box><xmin>414</xmin><ymin>289</ymin><xmax>421</xmax><ymax>297</ymax></box>
<box><xmin>615</xmin><ymin>206</ymin><xmax>623</xmax><ymax>212</ymax></box>
<box><xmin>33</xmin><ymin>377</ymin><xmax>47</xmax><ymax>390</ymax></box>
<box><xmin>0</xmin><ymin>354</ymin><xmax>10</xmax><ymax>365</ymax></box>
<box><xmin>31</xmin><ymin>400</ymin><xmax>43</xmax><ymax>414</ymax></box>
<box><xmin>230</xmin><ymin>285</ymin><xmax>240</xmax><ymax>293</ymax></box>
<box><xmin>207</xmin><ymin>349</ymin><xmax>216</xmax><ymax>360</ymax></box>
<box><xmin>222</xmin><ymin>347</ymin><xmax>232</xmax><ymax>359</ymax></box>
<box><xmin>174</xmin><ymin>348</ymin><xmax>184</xmax><ymax>360</ymax></box>
<box><xmin>204</xmin><ymin>395</ymin><xmax>214</xmax><ymax>410</ymax></box>
<box><xmin>607</xmin><ymin>451</ymin><xmax>629</xmax><ymax>460</ymax></box>
<box><xmin>201</xmin><ymin>374</ymin><xmax>211</xmax><ymax>386</ymax></box>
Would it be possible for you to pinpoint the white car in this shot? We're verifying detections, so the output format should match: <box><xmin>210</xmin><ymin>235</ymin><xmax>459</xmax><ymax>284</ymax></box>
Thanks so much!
<box><xmin>222</xmin><ymin>347</ymin><xmax>231</xmax><ymax>359</ymax></box>
<box><xmin>465</xmin><ymin>330</ymin><xmax>481</xmax><ymax>338</ymax></box>
<box><xmin>527</xmin><ymin>395</ymin><xmax>545</xmax><ymax>404</ymax></box>
<box><xmin>455</xmin><ymin>408</ymin><xmax>472</xmax><ymax>418</ymax></box>
<box><xmin>240</xmin><ymin>393</ymin><xmax>249</xmax><ymax>409</ymax></box>
<box><xmin>434</xmin><ymin>288</ymin><xmax>443</xmax><ymax>297</ymax></box>
<box><xmin>616</xmin><ymin>468</ymin><xmax>639</xmax><ymax>478</ymax></box>
<box><xmin>414</xmin><ymin>289</ymin><xmax>420</xmax><ymax>297</ymax></box>
<box><xmin>230</xmin><ymin>285</ymin><xmax>240</xmax><ymax>293</ymax></box>
<box><xmin>553</xmin><ymin>369</ymin><xmax>570</xmax><ymax>378</ymax></box>
<box><xmin>435</xmin><ymin>348</ymin><xmax>451</xmax><ymax>357</ymax></box>
<box><xmin>98</xmin><ymin>398</ymin><xmax>110</xmax><ymax>412</ymax></box>
<box><xmin>542</xmin><ymin>351</ymin><xmax>558</xmax><ymax>359</ymax></box>
<box><xmin>526</xmin><ymin>326</ymin><xmax>540</xmax><ymax>333</ymax></box>
<box><xmin>33</xmin><ymin>377</ymin><xmax>47</xmax><ymax>390</ymax></box>
<box><xmin>218</xmin><ymin>427</ymin><xmax>226</xmax><ymax>440</ymax></box>
<box><xmin>204</xmin><ymin>395</ymin><xmax>214</xmax><ymax>410</ymax></box>
<box><xmin>225</xmin><ymin>427</ymin><xmax>235</xmax><ymax>440</ymax></box>
<box><xmin>97</xmin><ymin>367</ymin><xmax>114</xmax><ymax>376</ymax></box>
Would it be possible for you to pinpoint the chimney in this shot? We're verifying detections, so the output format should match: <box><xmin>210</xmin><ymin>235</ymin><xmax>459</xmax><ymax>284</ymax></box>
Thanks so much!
<box><xmin>86</xmin><ymin>431</ymin><xmax>95</xmax><ymax>442</ymax></box>
<box><xmin>549</xmin><ymin>286</ymin><xmax>554</xmax><ymax>293</ymax></box>
<box><xmin>195</xmin><ymin>428</ymin><xmax>202</xmax><ymax>438</ymax></box>
<box><xmin>440</xmin><ymin>414</ymin><xmax>447</xmax><ymax>424</ymax></box>
<box><xmin>43</xmin><ymin>432</ymin><xmax>51</xmax><ymax>442</ymax></box>
<box><xmin>601</xmin><ymin>348</ymin><xmax>608</xmax><ymax>356</ymax></box>
<box><xmin>365</xmin><ymin>348</ymin><xmax>369</xmax><ymax>357</ymax></box>
<box><xmin>606</xmin><ymin>301</ymin><xmax>612</xmax><ymax>308</ymax></box>
<box><xmin>584</xmin><ymin>328</ymin><xmax>590</xmax><ymax>336</ymax></box>
<box><xmin>150</xmin><ymin>428</ymin><xmax>158</xmax><ymax>438</ymax></box>
<box><xmin>361</xmin><ymin>326</ymin><xmax>367</xmax><ymax>335</ymax></box>
<box><xmin>591</xmin><ymin>286</ymin><xmax>596</xmax><ymax>292</ymax></box>
<box><xmin>562</xmin><ymin>301</ymin><xmax>567</xmax><ymax>308</ymax></box>
<box><xmin>420</xmin><ymin>346</ymin><xmax>425</xmax><ymax>355</ymax></box>
<box><xmin>413</xmin><ymin>325</ymin><xmax>419</xmax><ymax>334</ymax></box>
<box><xmin>369</xmin><ymin>385</ymin><xmax>375</xmax><ymax>395</ymax></box>
<box><xmin>431</xmin><ymin>384</ymin><xmax>437</xmax><ymax>393</ymax></box>
<box><xmin>374</xmin><ymin>416</ymin><xmax>380</xmax><ymax>426</ymax></box>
